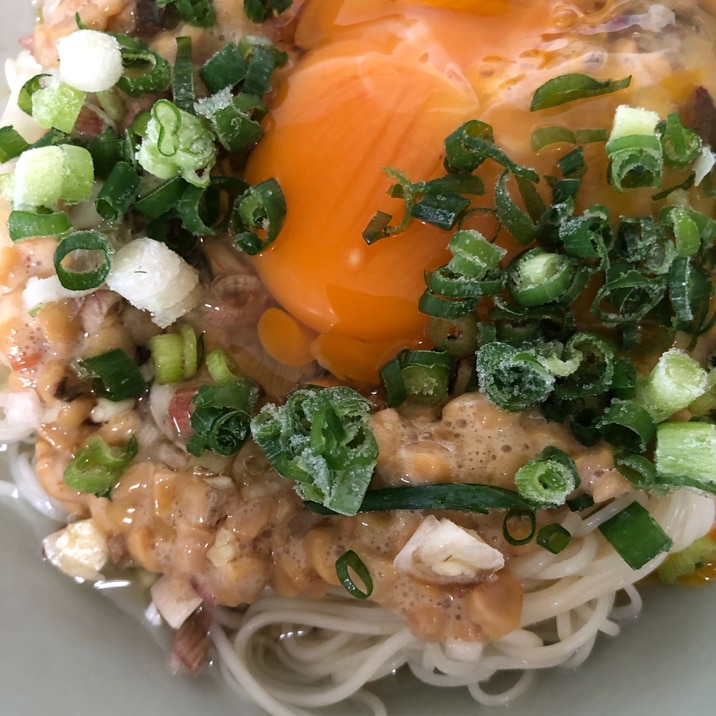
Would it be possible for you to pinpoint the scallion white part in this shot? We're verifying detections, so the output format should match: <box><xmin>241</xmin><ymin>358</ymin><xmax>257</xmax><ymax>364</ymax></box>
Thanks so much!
<box><xmin>22</xmin><ymin>274</ymin><xmax>96</xmax><ymax>315</ymax></box>
<box><xmin>106</xmin><ymin>237</ymin><xmax>200</xmax><ymax>328</ymax></box>
<box><xmin>0</xmin><ymin>51</ymin><xmax>45</xmax><ymax>143</ymax></box>
<box><xmin>57</xmin><ymin>30</ymin><xmax>123</xmax><ymax>93</ymax></box>
<box><xmin>635</xmin><ymin>348</ymin><xmax>708</xmax><ymax>422</ymax></box>
<box><xmin>12</xmin><ymin>144</ymin><xmax>94</xmax><ymax>209</ymax></box>
<box><xmin>608</xmin><ymin>105</ymin><xmax>660</xmax><ymax>142</ymax></box>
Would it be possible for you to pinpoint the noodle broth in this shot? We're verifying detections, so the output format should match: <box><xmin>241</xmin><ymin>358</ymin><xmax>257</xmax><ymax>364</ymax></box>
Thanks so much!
<box><xmin>1</xmin><ymin>1</ymin><xmax>716</xmax><ymax>715</ymax></box>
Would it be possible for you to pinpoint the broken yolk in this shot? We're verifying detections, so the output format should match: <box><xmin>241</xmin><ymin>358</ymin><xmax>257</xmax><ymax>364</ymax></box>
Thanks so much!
<box><xmin>244</xmin><ymin>0</ymin><xmax>609</xmax><ymax>383</ymax></box>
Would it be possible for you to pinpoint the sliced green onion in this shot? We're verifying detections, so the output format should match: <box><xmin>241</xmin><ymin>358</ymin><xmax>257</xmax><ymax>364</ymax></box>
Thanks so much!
<box><xmin>514</xmin><ymin>446</ymin><xmax>578</xmax><ymax>508</ymax></box>
<box><xmin>537</xmin><ymin>523</ymin><xmax>571</xmax><ymax>554</ymax></box>
<box><xmin>195</xmin><ymin>91</ymin><xmax>264</xmax><ymax>153</ymax></box>
<box><xmin>596</xmin><ymin>399</ymin><xmax>656</xmax><ymax>453</ymax></box>
<box><xmin>598</xmin><ymin>501</ymin><xmax>672</xmax><ymax>570</ymax></box>
<box><xmin>114</xmin><ymin>35</ymin><xmax>172</xmax><ymax>96</ymax></box>
<box><xmin>566</xmin><ymin>493</ymin><xmax>595</xmax><ymax>512</ymax></box>
<box><xmin>63</xmin><ymin>434</ymin><xmax>138</xmax><ymax>496</ymax></box>
<box><xmin>161</xmin><ymin>0</ymin><xmax>217</xmax><ymax>27</ymax></box>
<box><xmin>606</xmin><ymin>105</ymin><xmax>663</xmax><ymax>192</ymax></box>
<box><xmin>657</xmin><ymin>113</ymin><xmax>702</xmax><ymax>169</ymax></box>
<box><xmin>251</xmin><ymin>386</ymin><xmax>378</xmax><ymax>516</ymax></box>
<box><xmin>306</xmin><ymin>482</ymin><xmax>538</xmax><ymax>515</ymax></box>
<box><xmin>134</xmin><ymin>176</ymin><xmax>188</xmax><ymax>219</ymax></box>
<box><xmin>137</xmin><ymin>99</ymin><xmax>217</xmax><ymax>187</ymax></box>
<box><xmin>657</xmin><ymin>535</ymin><xmax>716</xmax><ymax>584</ymax></box>
<box><xmin>54</xmin><ymin>230</ymin><xmax>113</xmax><ymax>291</ymax></box>
<box><xmin>150</xmin><ymin>324</ymin><xmax>202</xmax><ymax>383</ymax></box>
<box><xmin>12</xmin><ymin>144</ymin><xmax>94</xmax><ymax>209</ymax></box>
<box><xmin>530</xmin><ymin>126</ymin><xmax>578</xmax><ymax>151</ymax></box>
<box><xmin>590</xmin><ymin>270</ymin><xmax>667</xmax><ymax>324</ymax></box>
<box><xmin>444</xmin><ymin>120</ymin><xmax>538</xmax><ymax>181</ymax></box>
<box><xmin>86</xmin><ymin>128</ymin><xmax>131</xmax><ymax>181</ymax></box>
<box><xmin>232</xmin><ymin>178</ymin><xmax>287</xmax><ymax>254</ymax></box>
<box><xmin>81</xmin><ymin>348</ymin><xmax>147</xmax><ymax>401</ymax></box>
<box><xmin>635</xmin><ymin>348</ymin><xmax>708</xmax><ymax>423</ymax></box>
<box><xmin>409</xmin><ymin>192</ymin><xmax>470</xmax><ymax>230</ymax></box>
<box><xmin>426</xmin><ymin>314</ymin><xmax>479</xmax><ymax>356</ymax></box>
<box><xmin>243</xmin><ymin>0</ymin><xmax>292</xmax><ymax>23</ymax></box>
<box><xmin>530</xmin><ymin>73</ymin><xmax>630</xmax><ymax>111</ymax></box>
<box><xmin>654</xmin><ymin>421</ymin><xmax>716</xmax><ymax>489</ymax></box>
<box><xmin>476</xmin><ymin>341</ymin><xmax>555</xmax><ymax>412</ymax></box>
<box><xmin>379</xmin><ymin>357</ymin><xmax>407</xmax><ymax>408</ymax></box>
<box><xmin>95</xmin><ymin>161</ymin><xmax>140</xmax><ymax>222</ymax></box>
<box><xmin>668</xmin><ymin>257</ymin><xmax>711</xmax><ymax>334</ymax></box>
<box><xmin>559</xmin><ymin>206</ymin><xmax>612</xmax><ymax>270</ymax></box>
<box><xmin>396</xmin><ymin>350</ymin><xmax>454</xmax><ymax>405</ymax></box>
<box><xmin>176</xmin><ymin>176</ymin><xmax>246</xmax><ymax>235</ymax></box>
<box><xmin>173</xmin><ymin>36</ymin><xmax>196</xmax><ymax>114</ymax></box>
<box><xmin>31</xmin><ymin>81</ymin><xmax>85</xmax><ymax>134</ymax></box>
<box><xmin>0</xmin><ymin>126</ymin><xmax>29</xmax><ymax>162</ymax></box>
<box><xmin>502</xmin><ymin>508</ymin><xmax>536</xmax><ymax>546</ymax></box>
<box><xmin>240</xmin><ymin>37</ymin><xmax>288</xmax><ymax>97</ymax></box>
<box><xmin>508</xmin><ymin>248</ymin><xmax>575</xmax><ymax>307</ymax></box>
<box><xmin>613</xmin><ymin>453</ymin><xmax>661</xmax><ymax>492</ymax></box>
<box><xmin>335</xmin><ymin>550</ymin><xmax>373</xmax><ymax>600</ymax></box>
<box><xmin>661</xmin><ymin>207</ymin><xmax>701</xmax><ymax>258</ymax></box>
<box><xmin>199</xmin><ymin>43</ymin><xmax>247</xmax><ymax>93</ymax></box>
<box><xmin>7</xmin><ymin>209</ymin><xmax>72</xmax><ymax>241</ymax></box>
<box><xmin>494</xmin><ymin>171</ymin><xmax>536</xmax><ymax>245</ymax></box>
<box><xmin>554</xmin><ymin>332</ymin><xmax>614</xmax><ymax>399</ymax></box>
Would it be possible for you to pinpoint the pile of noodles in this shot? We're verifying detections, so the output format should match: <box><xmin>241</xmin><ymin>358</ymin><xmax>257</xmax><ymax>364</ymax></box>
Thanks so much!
<box><xmin>2</xmin><ymin>413</ymin><xmax>712</xmax><ymax>716</ymax></box>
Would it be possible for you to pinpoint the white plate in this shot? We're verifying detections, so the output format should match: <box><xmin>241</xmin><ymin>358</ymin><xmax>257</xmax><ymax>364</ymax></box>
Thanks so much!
<box><xmin>1</xmin><ymin>5</ymin><xmax>715</xmax><ymax>716</ymax></box>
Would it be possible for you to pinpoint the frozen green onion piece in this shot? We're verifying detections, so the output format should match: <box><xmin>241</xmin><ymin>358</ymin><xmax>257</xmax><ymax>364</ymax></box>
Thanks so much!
<box><xmin>537</xmin><ymin>523</ymin><xmax>572</xmax><ymax>554</ymax></box>
<box><xmin>31</xmin><ymin>80</ymin><xmax>86</xmax><ymax>133</ymax></box>
<box><xmin>476</xmin><ymin>341</ymin><xmax>555</xmax><ymax>412</ymax></box>
<box><xmin>12</xmin><ymin>144</ymin><xmax>95</xmax><ymax>209</ymax></box>
<box><xmin>251</xmin><ymin>385</ymin><xmax>378</xmax><ymax>516</ymax></box>
<box><xmin>54</xmin><ymin>230</ymin><xmax>113</xmax><ymax>291</ymax></box>
<box><xmin>508</xmin><ymin>248</ymin><xmax>575</xmax><ymax>307</ymax></box>
<box><xmin>596</xmin><ymin>399</ymin><xmax>656</xmax><ymax>453</ymax></box>
<box><xmin>514</xmin><ymin>446</ymin><xmax>579</xmax><ymax>508</ymax></box>
<box><xmin>598</xmin><ymin>501</ymin><xmax>672</xmax><ymax>570</ymax></box>
<box><xmin>655</xmin><ymin>421</ymin><xmax>716</xmax><ymax>488</ymax></box>
<box><xmin>606</xmin><ymin>105</ymin><xmax>663</xmax><ymax>192</ymax></box>
<box><xmin>243</xmin><ymin>0</ymin><xmax>292</xmax><ymax>23</ymax></box>
<box><xmin>635</xmin><ymin>348</ymin><xmax>708</xmax><ymax>423</ymax></box>
<box><xmin>657</xmin><ymin>113</ymin><xmax>702</xmax><ymax>170</ymax></box>
<box><xmin>137</xmin><ymin>99</ymin><xmax>216</xmax><ymax>187</ymax></box>
<box><xmin>150</xmin><ymin>324</ymin><xmax>202</xmax><ymax>383</ymax></box>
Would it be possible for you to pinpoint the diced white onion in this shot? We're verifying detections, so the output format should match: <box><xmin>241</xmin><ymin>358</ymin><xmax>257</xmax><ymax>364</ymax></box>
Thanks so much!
<box><xmin>57</xmin><ymin>30</ymin><xmax>123</xmax><ymax>93</ymax></box>
<box><xmin>0</xmin><ymin>389</ymin><xmax>42</xmax><ymax>443</ymax></box>
<box><xmin>43</xmin><ymin>519</ymin><xmax>109</xmax><ymax>582</ymax></box>
<box><xmin>22</xmin><ymin>274</ymin><xmax>95</xmax><ymax>314</ymax></box>
<box><xmin>394</xmin><ymin>515</ymin><xmax>505</xmax><ymax>583</ymax></box>
<box><xmin>150</xmin><ymin>575</ymin><xmax>203</xmax><ymax>629</ymax></box>
<box><xmin>106</xmin><ymin>237</ymin><xmax>200</xmax><ymax>328</ymax></box>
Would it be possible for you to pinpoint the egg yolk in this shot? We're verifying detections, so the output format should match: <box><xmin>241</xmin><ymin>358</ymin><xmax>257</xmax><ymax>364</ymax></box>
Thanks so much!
<box><xmin>244</xmin><ymin>0</ymin><xmax>689</xmax><ymax>383</ymax></box>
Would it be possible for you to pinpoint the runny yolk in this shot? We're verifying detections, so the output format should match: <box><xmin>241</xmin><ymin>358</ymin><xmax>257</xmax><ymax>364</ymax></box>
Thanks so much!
<box><xmin>244</xmin><ymin>0</ymin><xmax>604</xmax><ymax>383</ymax></box>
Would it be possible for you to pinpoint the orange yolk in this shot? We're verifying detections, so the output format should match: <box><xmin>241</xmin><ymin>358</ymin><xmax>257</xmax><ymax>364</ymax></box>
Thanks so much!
<box><xmin>244</xmin><ymin>0</ymin><xmax>697</xmax><ymax>383</ymax></box>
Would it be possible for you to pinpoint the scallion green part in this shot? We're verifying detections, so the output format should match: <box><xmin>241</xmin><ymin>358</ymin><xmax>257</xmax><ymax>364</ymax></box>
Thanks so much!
<box><xmin>335</xmin><ymin>550</ymin><xmax>373</xmax><ymax>600</ymax></box>
<box><xmin>537</xmin><ymin>523</ymin><xmax>572</xmax><ymax>554</ymax></box>
<box><xmin>305</xmin><ymin>482</ymin><xmax>539</xmax><ymax>515</ymax></box>
<box><xmin>598</xmin><ymin>501</ymin><xmax>672</xmax><ymax>570</ymax></box>
<box><xmin>150</xmin><ymin>324</ymin><xmax>202</xmax><ymax>383</ymax></box>
<box><xmin>654</xmin><ymin>421</ymin><xmax>716</xmax><ymax>490</ymax></box>
<box><xmin>530</xmin><ymin>73</ymin><xmax>631</xmax><ymax>111</ymax></box>
<box><xmin>7</xmin><ymin>209</ymin><xmax>72</xmax><ymax>241</ymax></box>
<box><xmin>232</xmin><ymin>178</ymin><xmax>287</xmax><ymax>254</ymax></box>
<box><xmin>63</xmin><ymin>434</ymin><xmax>138</xmax><ymax>496</ymax></box>
<box><xmin>95</xmin><ymin>161</ymin><xmax>140</xmax><ymax>222</ymax></box>
<box><xmin>0</xmin><ymin>126</ymin><xmax>29</xmax><ymax>162</ymax></box>
<box><xmin>513</xmin><ymin>446</ymin><xmax>578</xmax><ymax>508</ymax></box>
<box><xmin>243</xmin><ymin>0</ymin><xmax>292</xmax><ymax>23</ymax></box>
<box><xmin>502</xmin><ymin>508</ymin><xmax>536</xmax><ymax>546</ymax></box>
<box><xmin>53</xmin><ymin>230</ymin><xmax>113</xmax><ymax>291</ymax></box>
<box><xmin>250</xmin><ymin>386</ymin><xmax>378</xmax><ymax>516</ymax></box>
<box><xmin>80</xmin><ymin>348</ymin><xmax>147</xmax><ymax>401</ymax></box>
<box><xmin>596</xmin><ymin>399</ymin><xmax>656</xmax><ymax>453</ymax></box>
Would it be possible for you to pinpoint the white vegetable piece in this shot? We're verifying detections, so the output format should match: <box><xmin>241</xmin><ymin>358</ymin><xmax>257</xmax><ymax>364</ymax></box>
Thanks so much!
<box><xmin>609</xmin><ymin>104</ymin><xmax>660</xmax><ymax>142</ymax></box>
<box><xmin>106</xmin><ymin>237</ymin><xmax>200</xmax><ymax>328</ymax></box>
<box><xmin>57</xmin><ymin>30</ymin><xmax>123</xmax><ymax>93</ymax></box>
<box><xmin>22</xmin><ymin>274</ymin><xmax>96</xmax><ymax>314</ymax></box>
<box><xmin>694</xmin><ymin>146</ymin><xmax>716</xmax><ymax>186</ymax></box>
<box><xmin>0</xmin><ymin>51</ymin><xmax>45</xmax><ymax>143</ymax></box>
<box><xmin>43</xmin><ymin>519</ymin><xmax>109</xmax><ymax>582</ymax></box>
<box><xmin>393</xmin><ymin>515</ymin><xmax>505</xmax><ymax>583</ymax></box>
<box><xmin>150</xmin><ymin>575</ymin><xmax>203</xmax><ymax>630</ymax></box>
